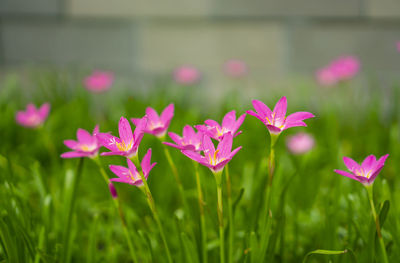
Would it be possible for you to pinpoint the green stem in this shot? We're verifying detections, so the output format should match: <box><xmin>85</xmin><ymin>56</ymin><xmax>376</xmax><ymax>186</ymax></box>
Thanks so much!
<box><xmin>258</xmin><ymin>134</ymin><xmax>278</xmax><ymax>262</ymax></box>
<box><xmin>225</xmin><ymin>165</ymin><xmax>234</xmax><ymax>263</ymax></box>
<box><xmin>162</xmin><ymin>145</ymin><xmax>189</xmax><ymax>214</ymax></box>
<box><xmin>92</xmin><ymin>157</ymin><xmax>138</xmax><ymax>263</ymax></box>
<box><xmin>217</xmin><ymin>183</ymin><xmax>225</xmax><ymax>263</ymax></box>
<box><xmin>62</xmin><ymin>157</ymin><xmax>84</xmax><ymax>263</ymax></box>
<box><xmin>193</xmin><ymin>162</ymin><xmax>208</xmax><ymax>263</ymax></box>
<box><xmin>133</xmin><ymin>155</ymin><xmax>173</xmax><ymax>263</ymax></box>
<box><xmin>366</xmin><ymin>185</ymin><xmax>389</xmax><ymax>263</ymax></box>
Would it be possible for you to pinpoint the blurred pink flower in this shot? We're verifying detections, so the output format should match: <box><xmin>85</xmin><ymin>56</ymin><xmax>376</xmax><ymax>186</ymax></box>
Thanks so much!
<box><xmin>334</xmin><ymin>154</ymin><xmax>389</xmax><ymax>185</ymax></box>
<box><xmin>163</xmin><ymin>125</ymin><xmax>203</xmax><ymax>152</ymax></box>
<box><xmin>109</xmin><ymin>149</ymin><xmax>156</xmax><ymax>187</ymax></box>
<box><xmin>173</xmin><ymin>66</ymin><xmax>200</xmax><ymax>85</ymax></box>
<box><xmin>315</xmin><ymin>56</ymin><xmax>360</xmax><ymax>86</ymax></box>
<box><xmin>315</xmin><ymin>67</ymin><xmax>337</xmax><ymax>86</ymax></box>
<box><xmin>108</xmin><ymin>182</ymin><xmax>118</xmax><ymax>199</ymax></box>
<box><xmin>84</xmin><ymin>71</ymin><xmax>114</xmax><ymax>93</ymax></box>
<box><xmin>131</xmin><ymin>104</ymin><xmax>174</xmax><ymax>138</ymax></box>
<box><xmin>16</xmin><ymin>103</ymin><xmax>50</xmax><ymax>128</ymax></box>
<box><xmin>61</xmin><ymin>125</ymin><xmax>101</xmax><ymax>158</ymax></box>
<box><xmin>223</xmin><ymin>59</ymin><xmax>248</xmax><ymax>78</ymax></box>
<box><xmin>286</xmin><ymin>132</ymin><xmax>315</xmax><ymax>155</ymax></box>
<box><xmin>396</xmin><ymin>41</ymin><xmax>400</xmax><ymax>52</ymax></box>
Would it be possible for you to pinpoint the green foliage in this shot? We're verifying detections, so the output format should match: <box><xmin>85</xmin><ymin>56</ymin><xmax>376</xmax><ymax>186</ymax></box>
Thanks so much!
<box><xmin>0</xmin><ymin>69</ymin><xmax>398</xmax><ymax>262</ymax></box>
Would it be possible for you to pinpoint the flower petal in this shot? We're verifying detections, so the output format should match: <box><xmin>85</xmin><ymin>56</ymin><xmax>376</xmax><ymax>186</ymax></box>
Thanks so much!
<box><xmin>77</xmin><ymin>128</ymin><xmax>93</xmax><ymax>144</ymax></box>
<box><xmin>343</xmin><ymin>157</ymin><xmax>361</xmax><ymax>172</ymax></box>
<box><xmin>273</xmin><ymin>96</ymin><xmax>287</xmax><ymax>121</ymax></box>
<box><xmin>252</xmin><ymin>100</ymin><xmax>272</xmax><ymax>119</ymax></box>
<box><xmin>160</xmin><ymin>104</ymin><xmax>174</xmax><ymax>125</ymax></box>
<box><xmin>201</xmin><ymin>134</ymin><xmax>215</xmax><ymax>153</ymax></box>
<box><xmin>109</xmin><ymin>165</ymin><xmax>130</xmax><ymax>179</ymax></box>
<box><xmin>334</xmin><ymin>169</ymin><xmax>359</xmax><ymax>182</ymax></box>
<box><xmin>222</xmin><ymin>111</ymin><xmax>236</xmax><ymax>130</ymax></box>
<box><xmin>96</xmin><ymin>133</ymin><xmax>121</xmax><ymax>152</ymax></box>
<box><xmin>266</xmin><ymin>125</ymin><xmax>282</xmax><ymax>134</ymax></box>
<box><xmin>361</xmin><ymin>155</ymin><xmax>376</xmax><ymax>172</ymax></box>
<box><xmin>118</xmin><ymin>117</ymin><xmax>133</xmax><ymax>145</ymax></box>
<box><xmin>146</xmin><ymin>107</ymin><xmax>160</xmax><ymax>123</ymax></box>
<box><xmin>38</xmin><ymin>103</ymin><xmax>50</xmax><ymax>120</ymax></box>
<box><xmin>217</xmin><ymin>133</ymin><xmax>233</xmax><ymax>159</ymax></box>
<box><xmin>182</xmin><ymin>150</ymin><xmax>206</xmax><ymax>164</ymax></box>
<box><xmin>285</xmin><ymin>112</ymin><xmax>315</xmax><ymax>124</ymax></box>
<box><xmin>61</xmin><ymin>151</ymin><xmax>89</xmax><ymax>158</ymax></box>
<box><xmin>141</xmin><ymin>148</ymin><xmax>156</xmax><ymax>177</ymax></box>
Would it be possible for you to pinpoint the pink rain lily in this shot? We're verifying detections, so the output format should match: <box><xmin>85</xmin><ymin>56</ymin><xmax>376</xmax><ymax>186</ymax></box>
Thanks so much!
<box><xmin>196</xmin><ymin>110</ymin><xmax>246</xmax><ymax>141</ymax></box>
<box><xmin>97</xmin><ymin>116</ymin><xmax>147</xmax><ymax>158</ymax></box>
<box><xmin>84</xmin><ymin>70</ymin><xmax>114</xmax><ymax>93</ymax></box>
<box><xmin>163</xmin><ymin>125</ymin><xmax>203</xmax><ymax>152</ymax></box>
<box><xmin>131</xmin><ymin>104</ymin><xmax>174</xmax><ymax>138</ymax></box>
<box><xmin>173</xmin><ymin>66</ymin><xmax>201</xmax><ymax>85</ymax></box>
<box><xmin>246</xmin><ymin>97</ymin><xmax>315</xmax><ymax>135</ymax></box>
<box><xmin>286</xmin><ymin>132</ymin><xmax>315</xmax><ymax>155</ymax></box>
<box><xmin>182</xmin><ymin>133</ymin><xmax>241</xmax><ymax>173</ymax></box>
<box><xmin>61</xmin><ymin>125</ymin><xmax>101</xmax><ymax>158</ymax></box>
<box><xmin>109</xmin><ymin>149</ymin><xmax>156</xmax><ymax>187</ymax></box>
<box><xmin>315</xmin><ymin>55</ymin><xmax>360</xmax><ymax>86</ymax></box>
<box><xmin>223</xmin><ymin>59</ymin><xmax>248</xmax><ymax>78</ymax></box>
<box><xmin>334</xmin><ymin>154</ymin><xmax>389</xmax><ymax>185</ymax></box>
<box><xmin>16</xmin><ymin>103</ymin><xmax>50</xmax><ymax>128</ymax></box>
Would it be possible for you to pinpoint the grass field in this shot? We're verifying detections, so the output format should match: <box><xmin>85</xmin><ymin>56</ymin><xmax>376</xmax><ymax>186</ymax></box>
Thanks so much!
<box><xmin>0</xmin><ymin>69</ymin><xmax>399</xmax><ymax>263</ymax></box>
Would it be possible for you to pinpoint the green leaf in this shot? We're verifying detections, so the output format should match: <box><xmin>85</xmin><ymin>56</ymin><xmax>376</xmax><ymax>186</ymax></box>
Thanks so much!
<box><xmin>379</xmin><ymin>200</ymin><xmax>390</xmax><ymax>228</ymax></box>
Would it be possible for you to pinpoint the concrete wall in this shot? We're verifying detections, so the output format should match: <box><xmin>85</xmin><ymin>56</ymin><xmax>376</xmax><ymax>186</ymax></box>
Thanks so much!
<box><xmin>1</xmin><ymin>0</ymin><xmax>400</xmax><ymax>82</ymax></box>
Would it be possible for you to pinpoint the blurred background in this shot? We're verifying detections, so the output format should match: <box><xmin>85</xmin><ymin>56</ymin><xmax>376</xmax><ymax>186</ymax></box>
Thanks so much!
<box><xmin>1</xmin><ymin>0</ymin><xmax>400</xmax><ymax>99</ymax></box>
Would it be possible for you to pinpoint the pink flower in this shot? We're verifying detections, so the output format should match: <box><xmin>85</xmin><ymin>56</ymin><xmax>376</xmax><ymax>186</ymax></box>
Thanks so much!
<box><xmin>223</xmin><ymin>59</ymin><xmax>248</xmax><ymax>78</ymax></box>
<box><xmin>315</xmin><ymin>56</ymin><xmax>360</xmax><ymax>86</ymax></box>
<box><xmin>16</xmin><ymin>103</ymin><xmax>50</xmax><ymax>128</ymax></box>
<box><xmin>97</xmin><ymin>116</ymin><xmax>147</xmax><ymax>158</ymax></box>
<box><xmin>334</xmin><ymin>154</ymin><xmax>389</xmax><ymax>185</ymax></box>
<box><xmin>330</xmin><ymin>56</ymin><xmax>360</xmax><ymax>81</ymax></box>
<box><xmin>61</xmin><ymin>125</ymin><xmax>101</xmax><ymax>158</ymax></box>
<box><xmin>163</xmin><ymin>125</ymin><xmax>203</xmax><ymax>152</ymax></box>
<box><xmin>195</xmin><ymin>110</ymin><xmax>246</xmax><ymax>141</ymax></box>
<box><xmin>286</xmin><ymin>132</ymin><xmax>315</xmax><ymax>155</ymax></box>
<box><xmin>246</xmin><ymin>97</ymin><xmax>315</xmax><ymax>135</ymax></box>
<box><xmin>173</xmin><ymin>66</ymin><xmax>200</xmax><ymax>85</ymax></box>
<box><xmin>131</xmin><ymin>104</ymin><xmax>174</xmax><ymax>138</ymax></box>
<box><xmin>108</xmin><ymin>182</ymin><xmax>118</xmax><ymax>199</ymax></box>
<box><xmin>182</xmin><ymin>133</ymin><xmax>241</xmax><ymax>173</ymax></box>
<box><xmin>109</xmin><ymin>149</ymin><xmax>156</xmax><ymax>187</ymax></box>
<box><xmin>84</xmin><ymin>71</ymin><xmax>114</xmax><ymax>93</ymax></box>
<box><xmin>396</xmin><ymin>41</ymin><xmax>400</xmax><ymax>52</ymax></box>
<box><xmin>315</xmin><ymin>67</ymin><xmax>338</xmax><ymax>86</ymax></box>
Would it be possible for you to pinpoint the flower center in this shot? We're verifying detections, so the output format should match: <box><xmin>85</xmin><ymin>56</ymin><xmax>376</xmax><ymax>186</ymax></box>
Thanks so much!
<box><xmin>116</xmin><ymin>139</ymin><xmax>133</xmax><ymax>152</ymax></box>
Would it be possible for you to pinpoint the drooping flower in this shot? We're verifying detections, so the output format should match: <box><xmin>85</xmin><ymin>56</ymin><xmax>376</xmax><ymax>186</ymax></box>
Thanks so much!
<box><xmin>196</xmin><ymin>110</ymin><xmax>246</xmax><ymax>141</ymax></box>
<box><xmin>109</xmin><ymin>149</ymin><xmax>156</xmax><ymax>187</ymax></box>
<box><xmin>246</xmin><ymin>97</ymin><xmax>315</xmax><ymax>135</ymax></box>
<box><xmin>334</xmin><ymin>154</ymin><xmax>389</xmax><ymax>185</ymax></box>
<box><xmin>61</xmin><ymin>125</ymin><xmax>101</xmax><ymax>158</ymax></box>
<box><xmin>84</xmin><ymin>70</ymin><xmax>114</xmax><ymax>93</ymax></box>
<box><xmin>163</xmin><ymin>125</ymin><xmax>203</xmax><ymax>152</ymax></box>
<box><xmin>182</xmin><ymin>133</ymin><xmax>241</xmax><ymax>174</ymax></box>
<box><xmin>97</xmin><ymin>116</ymin><xmax>147</xmax><ymax>158</ymax></box>
<box><xmin>223</xmin><ymin>59</ymin><xmax>248</xmax><ymax>78</ymax></box>
<box><xmin>108</xmin><ymin>182</ymin><xmax>118</xmax><ymax>199</ymax></box>
<box><xmin>131</xmin><ymin>104</ymin><xmax>174</xmax><ymax>138</ymax></box>
<box><xmin>173</xmin><ymin>66</ymin><xmax>200</xmax><ymax>85</ymax></box>
<box><xmin>286</xmin><ymin>132</ymin><xmax>315</xmax><ymax>155</ymax></box>
<box><xmin>16</xmin><ymin>103</ymin><xmax>50</xmax><ymax>128</ymax></box>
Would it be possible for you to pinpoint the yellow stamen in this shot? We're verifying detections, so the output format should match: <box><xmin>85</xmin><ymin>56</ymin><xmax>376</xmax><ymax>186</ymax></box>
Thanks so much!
<box><xmin>116</xmin><ymin>139</ymin><xmax>133</xmax><ymax>152</ymax></box>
